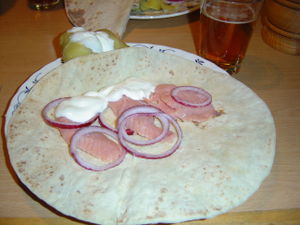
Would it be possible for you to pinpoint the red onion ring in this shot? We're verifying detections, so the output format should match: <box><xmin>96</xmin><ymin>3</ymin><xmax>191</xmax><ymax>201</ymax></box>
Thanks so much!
<box><xmin>98</xmin><ymin>100</ymin><xmax>148</xmax><ymax>134</ymax></box>
<box><xmin>98</xmin><ymin>111</ymin><xmax>118</xmax><ymax>133</ymax></box>
<box><xmin>171</xmin><ymin>86</ymin><xmax>212</xmax><ymax>108</ymax></box>
<box><xmin>42</xmin><ymin>97</ymin><xmax>98</xmax><ymax>129</ymax></box>
<box><xmin>119</xmin><ymin>111</ymin><xmax>170</xmax><ymax>146</ymax></box>
<box><xmin>70</xmin><ymin>126</ymin><xmax>126</xmax><ymax>171</ymax></box>
<box><xmin>117</xmin><ymin>106</ymin><xmax>182</xmax><ymax>159</ymax></box>
<box><xmin>118</xmin><ymin>106</ymin><xmax>170</xmax><ymax>145</ymax></box>
<box><xmin>99</xmin><ymin>112</ymin><xmax>135</xmax><ymax>135</ymax></box>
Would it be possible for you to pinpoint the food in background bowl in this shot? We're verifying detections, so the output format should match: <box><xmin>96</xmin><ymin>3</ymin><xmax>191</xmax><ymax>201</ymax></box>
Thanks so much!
<box><xmin>138</xmin><ymin>0</ymin><xmax>177</xmax><ymax>12</ymax></box>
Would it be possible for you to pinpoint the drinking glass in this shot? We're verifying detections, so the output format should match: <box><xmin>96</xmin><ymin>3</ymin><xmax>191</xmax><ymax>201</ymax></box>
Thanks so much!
<box><xmin>198</xmin><ymin>0</ymin><xmax>263</xmax><ymax>74</ymax></box>
<box><xmin>29</xmin><ymin>0</ymin><xmax>61</xmax><ymax>10</ymax></box>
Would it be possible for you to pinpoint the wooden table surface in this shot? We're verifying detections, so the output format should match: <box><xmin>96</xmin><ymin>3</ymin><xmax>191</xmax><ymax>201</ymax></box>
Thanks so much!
<box><xmin>1</xmin><ymin>0</ymin><xmax>300</xmax><ymax>224</ymax></box>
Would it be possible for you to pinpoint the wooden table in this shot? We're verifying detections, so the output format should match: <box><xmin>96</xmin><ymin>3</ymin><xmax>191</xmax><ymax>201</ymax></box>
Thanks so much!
<box><xmin>1</xmin><ymin>0</ymin><xmax>300</xmax><ymax>224</ymax></box>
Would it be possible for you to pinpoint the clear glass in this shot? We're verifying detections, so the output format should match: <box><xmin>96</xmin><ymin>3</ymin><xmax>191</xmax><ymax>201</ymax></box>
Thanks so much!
<box><xmin>29</xmin><ymin>0</ymin><xmax>61</xmax><ymax>10</ymax></box>
<box><xmin>198</xmin><ymin>0</ymin><xmax>263</xmax><ymax>74</ymax></box>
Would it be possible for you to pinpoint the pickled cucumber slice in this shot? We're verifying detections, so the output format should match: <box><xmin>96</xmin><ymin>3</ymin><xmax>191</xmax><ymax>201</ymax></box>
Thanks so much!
<box><xmin>59</xmin><ymin>32</ymin><xmax>72</xmax><ymax>48</ymax></box>
<box><xmin>62</xmin><ymin>42</ymin><xmax>92</xmax><ymax>62</ymax></box>
<box><xmin>140</xmin><ymin>0</ymin><xmax>161</xmax><ymax>11</ymax></box>
<box><xmin>161</xmin><ymin>2</ymin><xmax>176</xmax><ymax>11</ymax></box>
<box><xmin>60</xmin><ymin>28</ymin><xmax>128</xmax><ymax>62</ymax></box>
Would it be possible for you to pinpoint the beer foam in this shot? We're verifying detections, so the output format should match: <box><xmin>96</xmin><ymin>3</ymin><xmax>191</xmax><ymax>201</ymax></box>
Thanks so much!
<box><xmin>204</xmin><ymin>2</ymin><xmax>256</xmax><ymax>24</ymax></box>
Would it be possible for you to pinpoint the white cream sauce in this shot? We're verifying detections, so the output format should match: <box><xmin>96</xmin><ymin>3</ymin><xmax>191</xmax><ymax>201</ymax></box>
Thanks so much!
<box><xmin>68</xmin><ymin>27</ymin><xmax>115</xmax><ymax>53</ymax></box>
<box><xmin>55</xmin><ymin>78</ymin><xmax>155</xmax><ymax>123</ymax></box>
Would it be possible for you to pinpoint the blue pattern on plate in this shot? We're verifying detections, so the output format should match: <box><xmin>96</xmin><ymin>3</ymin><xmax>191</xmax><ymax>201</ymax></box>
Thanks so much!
<box><xmin>130</xmin><ymin>43</ymin><xmax>176</xmax><ymax>54</ymax></box>
<box><xmin>195</xmin><ymin>58</ymin><xmax>205</xmax><ymax>65</ymax></box>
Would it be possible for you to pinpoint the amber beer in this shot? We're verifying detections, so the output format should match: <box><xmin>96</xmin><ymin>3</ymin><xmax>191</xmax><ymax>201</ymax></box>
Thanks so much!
<box><xmin>198</xmin><ymin>0</ymin><xmax>260</xmax><ymax>74</ymax></box>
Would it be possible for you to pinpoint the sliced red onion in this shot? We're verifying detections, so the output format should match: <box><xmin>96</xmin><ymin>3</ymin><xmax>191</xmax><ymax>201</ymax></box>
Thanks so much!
<box><xmin>42</xmin><ymin>97</ymin><xmax>98</xmax><ymax>129</ymax></box>
<box><xmin>117</xmin><ymin>105</ymin><xmax>182</xmax><ymax>159</ymax></box>
<box><xmin>98</xmin><ymin>112</ymin><xmax>118</xmax><ymax>133</ymax></box>
<box><xmin>126</xmin><ymin>129</ymin><xmax>134</xmax><ymax>135</ymax></box>
<box><xmin>70</xmin><ymin>126</ymin><xmax>126</xmax><ymax>171</ymax></box>
<box><xmin>118</xmin><ymin>111</ymin><xmax>170</xmax><ymax>146</ymax></box>
<box><xmin>98</xmin><ymin>100</ymin><xmax>147</xmax><ymax>134</ymax></box>
<box><xmin>171</xmin><ymin>86</ymin><xmax>212</xmax><ymax>108</ymax></box>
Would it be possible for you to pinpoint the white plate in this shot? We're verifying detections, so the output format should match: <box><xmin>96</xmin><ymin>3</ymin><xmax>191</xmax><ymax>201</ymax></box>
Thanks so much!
<box><xmin>130</xmin><ymin>0</ymin><xmax>200</xmax><ymax>19</ymax></box>
<box><xmin>4</xmin><ymin>43</ymin><xmax>226</xmax><ymax>134</ymax></box>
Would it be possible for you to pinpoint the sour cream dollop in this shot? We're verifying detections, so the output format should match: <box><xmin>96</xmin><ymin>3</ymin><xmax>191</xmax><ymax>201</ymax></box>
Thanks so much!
<box><xmin>67</xmin><ymin>27</ymin><xmax>115</xmax><ymax>53</ymax></box>
<box><xmin>55</xmin><ymin>78</ymin><xmax>155</xmax><ymax>123</ymax></box>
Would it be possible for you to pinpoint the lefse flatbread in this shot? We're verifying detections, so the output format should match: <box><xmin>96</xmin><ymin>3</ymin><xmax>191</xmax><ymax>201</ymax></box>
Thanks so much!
<box><xmin>64</xmin><ymin>0</ymin><xmax>134</xmax><ymax>37</ymax></box>
<box><xmin>6</xmin><ymin>47</ymin><xmax>276</xmax><ymax>225</ymax></box>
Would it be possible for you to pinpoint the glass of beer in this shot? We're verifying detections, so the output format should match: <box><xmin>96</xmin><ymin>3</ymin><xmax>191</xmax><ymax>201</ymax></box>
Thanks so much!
<box><xmin>198</xmin><ymin>0</ymin><xmax>263</xmax><ymax>74</ymax></box>
<box><xmin>29</xmin><ymin>0</ymin><xmax>61</xmax><ymax>10</ymax></box>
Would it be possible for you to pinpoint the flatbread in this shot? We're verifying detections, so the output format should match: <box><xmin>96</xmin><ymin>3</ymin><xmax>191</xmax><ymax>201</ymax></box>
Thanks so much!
<box><xmin>64</xmin><ymin>0</ymin><xmax>134</xmax><ymax>37</ymax></box>
<box><xmin>6</xmin><ymin>47</ymin><xmax>276</xmax><ymax>225</ymax></box>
